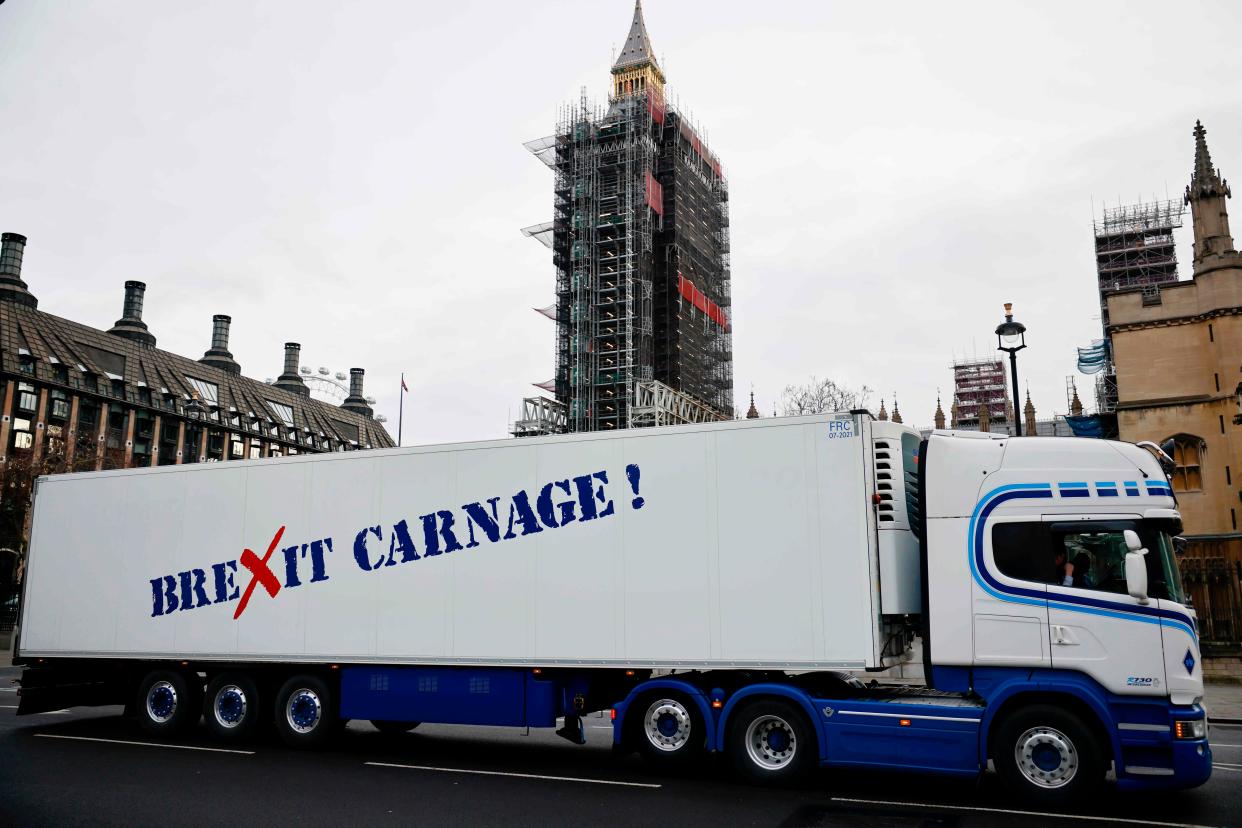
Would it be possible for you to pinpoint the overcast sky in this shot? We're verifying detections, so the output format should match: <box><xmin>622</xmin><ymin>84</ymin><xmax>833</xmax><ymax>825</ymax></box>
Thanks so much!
<box><xmin>1</xmin><ymin>1</ymin><xmax>1239</xmax><ymax>442</ymax></box>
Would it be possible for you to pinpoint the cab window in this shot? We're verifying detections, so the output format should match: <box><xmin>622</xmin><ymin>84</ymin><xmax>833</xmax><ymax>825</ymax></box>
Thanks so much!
<box><xmin>991</xmin><ymin>521</ymin><xmax>1181</xmax><ymax>601</ymax></box>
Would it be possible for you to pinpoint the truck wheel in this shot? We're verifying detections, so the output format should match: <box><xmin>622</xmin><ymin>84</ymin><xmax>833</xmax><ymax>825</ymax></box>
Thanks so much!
<box><xmin>636</xmin><ymin>694</ymin><xmax>705</xmax><ymax>764</ymax></box>
<box><xmin>137</xmin><ymin>669</ymin><xmax>201</xmax><ymax>736</ymax></box>
<box><xmin>728</xmin><ymin>699</ymin><xmax>813</xmax><ymax>785</ymax></box>
<box><xmin>993</xmin><ymin>704</ymin><xmax>1103</xmax><ymax>803</ymax></box>
<box><xmin>204</xmin><ymin>674</ymin><xmax>262</xmax><ymax>741</ymax></box>
<box><xmin>274</xmin><ymin>675</ymin><xmax>338</xmax><ymax>748</ymax></box>
<box><xmin>371</xmin><ymin>720</ymin><xmax>420</xmax><ymax>734</ymax></box>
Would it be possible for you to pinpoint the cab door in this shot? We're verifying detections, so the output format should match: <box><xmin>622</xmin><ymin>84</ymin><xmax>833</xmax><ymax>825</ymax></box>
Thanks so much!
<box><xmin>975</xmin><ymin>517</ymin><xmax>1050</xmax><ymax>667</ymax></box>
<box><xmin>1044</xmin><ymin>518</ymin><xmax>1166</xmax><ymax>696</ymax></box>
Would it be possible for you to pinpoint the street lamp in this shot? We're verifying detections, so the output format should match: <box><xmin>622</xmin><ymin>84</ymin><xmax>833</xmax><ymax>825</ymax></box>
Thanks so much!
<box><xmin>995</xmin><ymin>302</ymin><xmax>1027</xmax><ymax>437</ymax></box>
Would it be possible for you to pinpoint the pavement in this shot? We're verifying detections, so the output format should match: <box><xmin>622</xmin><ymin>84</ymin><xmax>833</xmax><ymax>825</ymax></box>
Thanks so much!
<box><xmin>1206</xmin><ymin>683</ymin><xmax>1242</xmax><ymax>724</ymax></box>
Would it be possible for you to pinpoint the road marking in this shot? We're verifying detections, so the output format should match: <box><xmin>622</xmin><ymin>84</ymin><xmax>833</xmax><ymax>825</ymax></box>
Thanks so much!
<box><xmin>1209</xmin><ymin>743</ymin><xmax>1242</xmax><ymax>748</ymax></box>
<box><xmin>34</xmin><ymin>734</ymin><xmax>253</xmax><ymax>754</ymax></box>
<box><xmin>1213</xmin><ymin>765</ymin><xmax>1242</xmax><ymax>773</ymax></box>
<box><xmin>365</xmin><ymin>761</ymin><xmax>661</xmax><ymax>788</ymax></box>
<box><xmin>830</xmin><ymin>797</ymin><xmax>1216</xmax><ymax>827</ymax></box>
<box><xmin>0</xmin><ymin>705</ymin><xmax>67</xmax><ymax>713</ymax></box>
<box><xmin>0</xmin><ymin>688</ymin><xmax>16</xmax><ymax>692</ymax></box>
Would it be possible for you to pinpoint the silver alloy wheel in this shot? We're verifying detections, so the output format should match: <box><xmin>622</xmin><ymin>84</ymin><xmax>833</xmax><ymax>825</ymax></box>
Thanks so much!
<box><xmin>213</xmin><ymin>684</ymin><xmax>248</xmax><ymax>729</ymax></box>
<box><xmin>145</xmin><ymin>680</ymin><xmax>178</xmax><ymax>724</ymax></box>
<box><xmin>644</xmin><ymin>698</ymin><xmax>692</xmax><ymax>752</ymax></box>
<box><xmin>744</xmin><ymin>714</ymin><xmax>797</xmax><ymax>771</ymax></box>
<box><xmin>286</xmin><ymin>688</ymin><xmax>322</xmax><ymax>734</ymax></box>
<box><xmin>1014</xmin><ymin>725</ymin><xmax>1079</xmax><ymax>788</ymax></box>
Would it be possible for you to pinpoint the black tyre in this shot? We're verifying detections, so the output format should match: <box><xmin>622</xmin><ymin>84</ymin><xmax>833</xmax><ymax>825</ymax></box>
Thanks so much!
<box><xmin>634</xmin><ymin>693</ymin><xmax>706</xmax><ymax>765</ymax></box>
<box><xmin>203</xmin><ymin>673</ymin><xmax>262</xmax><ymax>741</ymax></box>
<box><xmin>136</xmin><ymin>669</ymin><xmax>202</xmax><ymax>736</ymax></box>
<box><xmin>727</xmin><ymin>699</ymin><xmax>813</xmax><ymax>785</ymax></box>
<box><xmin>371</xmin><ymin>719</ymin><xmax>421</xmax><ymax>734</ymax></box>
<box><xmin>273</xmin><ymin>675</ymin><xmax>339</xmax><ymax>748</ymax></box>
<box><xmin>993</xmin><ymin>704</ymin><xmax>1104</xmax><ymax>803</ymax></box>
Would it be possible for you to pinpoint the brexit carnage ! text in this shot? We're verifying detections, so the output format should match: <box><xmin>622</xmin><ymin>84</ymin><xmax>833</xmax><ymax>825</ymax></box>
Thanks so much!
<box><xmin>149</xmin><ymin>464</ymin><xmax>645</xmax><ymax>618</ymax></box>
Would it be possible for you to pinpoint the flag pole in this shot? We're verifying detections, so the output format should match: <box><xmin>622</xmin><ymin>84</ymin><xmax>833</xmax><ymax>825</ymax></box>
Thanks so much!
<box><xmin>398</xmin><ymin>373</ymin><xmax>405</xmax><ymax>447</ymax></box>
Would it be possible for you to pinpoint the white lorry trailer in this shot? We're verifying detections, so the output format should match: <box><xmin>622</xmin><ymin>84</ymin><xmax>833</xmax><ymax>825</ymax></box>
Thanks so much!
<box><xmin>14</xmin><ymin>413</ymin><xmax>1212</xmax><ymax>800</ymax></box>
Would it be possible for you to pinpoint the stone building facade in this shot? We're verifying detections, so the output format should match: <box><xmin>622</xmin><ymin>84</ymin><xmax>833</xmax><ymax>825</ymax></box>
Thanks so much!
<box><xmin>1106</xmin><ymin>122</ymin><xmax>1242</xmax><ymax>650</ymax></box>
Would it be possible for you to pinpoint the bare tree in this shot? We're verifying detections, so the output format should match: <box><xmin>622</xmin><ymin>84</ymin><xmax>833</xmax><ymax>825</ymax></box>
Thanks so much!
<box><xmin>779</xmin><ymin>376</ymin><xmax>873</xmax><ymax>416</ymax></box>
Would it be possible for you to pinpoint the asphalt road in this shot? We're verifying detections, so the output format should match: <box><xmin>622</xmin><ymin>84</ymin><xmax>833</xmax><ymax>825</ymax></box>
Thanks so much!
<box><xmin>1</xmin><ymin>669</ymin><xmax>1239</xmax><ymax>828</ymax></box>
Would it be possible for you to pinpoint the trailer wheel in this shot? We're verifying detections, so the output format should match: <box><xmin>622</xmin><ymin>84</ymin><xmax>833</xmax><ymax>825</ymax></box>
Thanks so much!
<box><xmin>136</xmin><ymin>669</ymin><xmax>201</xmax><ymax>736</ymax></box>
<box><xmin>204</xmin><ymin>674</ymin><xmax>262</xmax><ymax>741</ymax></box>
<box><xmin>371</xmin><ymin>720</ymin><xmax>421</xmax><ymax>734</ymax></box>
<box><xmin>635</xmin><ymin>694</ymin><xmax>705</xmax><ymax>765</ymax></box>
<box><xmin>993</xmin><ymin>704</ymin><xmax>1103</xmax><ymax>803</ymax></box>
<box><xmin>274</xmin><ymin>675</ymin><xmax>339</xmax><ymax>748</ymax></box>
<box><xmin>728</xmin><ymin>699</ymin><xmax>813</xmax><ymax>785</ymax></box>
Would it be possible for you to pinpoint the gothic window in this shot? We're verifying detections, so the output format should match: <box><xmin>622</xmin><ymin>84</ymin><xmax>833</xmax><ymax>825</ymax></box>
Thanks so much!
<box><xmin>1167</xmin><ymin>434</ymin><xmax>1204</xmax><ymax>492</ymax></box>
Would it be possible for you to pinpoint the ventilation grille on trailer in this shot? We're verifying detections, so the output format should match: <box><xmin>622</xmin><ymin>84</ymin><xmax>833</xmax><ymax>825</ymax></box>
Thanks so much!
<box><xmin>872</xmin><ymin>437</ymin><xmax>920</xmax><ymax>533</ymax></box>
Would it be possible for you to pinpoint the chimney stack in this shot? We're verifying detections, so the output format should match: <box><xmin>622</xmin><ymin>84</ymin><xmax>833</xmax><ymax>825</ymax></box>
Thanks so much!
<box><xmin>341</xmin><ymin>368</ymin><xmax>374</xmax><ymax>417</ymax></box>
<box><xmin>0</xmin><ymin>232</ymin><xmax>38</xmax><ymax>308</ymax></box>
<box><xmin>273</xmin><ymin>342</ymin><xmax>309</xmax><ymax>396</ymax></box>
<box><xmin>108</xmin><ymin>280</ymin><xmax>156</xmax><ymax>347</ymax></box>
<box><xmin>199</xmin><ymin>314</ymin><xmax>241</xmax><ymax>374</ymax></box>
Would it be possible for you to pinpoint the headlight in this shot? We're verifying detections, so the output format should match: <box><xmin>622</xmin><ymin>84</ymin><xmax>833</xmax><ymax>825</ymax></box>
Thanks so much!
<box><xmin>1174</xmin><ymin>719</ymin><xmax>1206</xmax><ymax>740</ymax></box>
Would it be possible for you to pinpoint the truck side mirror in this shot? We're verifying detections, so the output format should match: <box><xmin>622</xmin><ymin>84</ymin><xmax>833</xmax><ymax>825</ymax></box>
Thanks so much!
<box><xmin>1123</xmin><ymin>530</ymin><xmax>1149</xmax><ymax>604</ymax></box>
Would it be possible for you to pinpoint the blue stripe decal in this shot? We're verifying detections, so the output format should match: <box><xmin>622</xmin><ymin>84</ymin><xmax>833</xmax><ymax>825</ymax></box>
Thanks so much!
<box><xmin>1060</xmin><ymin>489</ymin><xmax>1090</xmax><ymax>498</ymax></box>
<box><xmin>969</xmin><ymin>485</ymin><xmax>1197</xmax><ymax>640</ymax></box>
<box><xmin>1146</xmin><ymin>485</ymin><xmax>1173</xmax><ymax>497</ymax></box>
<box><xmin>1097</xmin><ymin>489</ymin><xmax>1119</xmax><ymax>497</ymax></box>
<box><xmin>1125</xmin><ymin>488</ymin><xmax>1141</xmax><ymax>497</ymax></box>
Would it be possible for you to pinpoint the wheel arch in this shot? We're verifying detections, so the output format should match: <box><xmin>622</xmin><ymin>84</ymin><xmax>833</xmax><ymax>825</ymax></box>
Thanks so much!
<box><xmin>981</xmin><ymin>686</ymin><xmax>1116</xmax><ymax>767</ymax></box>
<box><xmin>716</xmin><ymin>684</ymin><xmax>827</xmax><ymax>762</ymax></box>
<box><xmin>614</xmin><ymin>678</ymin><xmax>715</xmax><ymax>751</ymax></box>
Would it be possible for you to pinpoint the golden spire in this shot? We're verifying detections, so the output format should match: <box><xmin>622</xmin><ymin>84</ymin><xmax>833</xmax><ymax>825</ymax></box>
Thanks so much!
<box><xmin>933</xmin><ymin>394</ymin><xmax>946</xmax><ymax>430</ymax></box>
<box><xmin>877</xmin><ymin>398</ymin><xmax>888</xmax><ymax>421</ymax></box>
<box><xmin>611</xmin><ymin>1</ymin><xmax>665</xmax><ymax>99</ymax></box>
<box><xmin>891</xmin><ymin>394</ymin><xmax>903</xmax><ymax>424</ymax></box>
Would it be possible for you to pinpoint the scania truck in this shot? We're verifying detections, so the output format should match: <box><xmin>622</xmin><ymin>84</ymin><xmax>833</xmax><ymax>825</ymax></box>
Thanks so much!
<box><xmin>12</xmin><ymin>413</ymin><xmax>1212</xmax><ymax>801</ymax></box>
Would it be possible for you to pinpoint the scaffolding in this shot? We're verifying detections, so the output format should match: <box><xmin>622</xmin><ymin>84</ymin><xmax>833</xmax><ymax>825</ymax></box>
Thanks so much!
<box><xmin>952</xmin><ymin>358</ymin><xmax>1011</xmax><ymax>428</ymax></box>
<box><xmin>1091</xmin><ymin>199</ymin><xmax>1185</xmax><ymax>413</ymax></box>
<box><xmin>511</xmin><ymin>396</ymin><xmax>567</xmax><ymax>438</ymax></box>
<box><xmin>627</xmin><ymin>380</ymin><xmax>728</xmax><ymax>428</ymax></box>
<box><xmin>524</xmin><ymin>85</ymin><xmax>732</xmax><ymax>434</ymax></box>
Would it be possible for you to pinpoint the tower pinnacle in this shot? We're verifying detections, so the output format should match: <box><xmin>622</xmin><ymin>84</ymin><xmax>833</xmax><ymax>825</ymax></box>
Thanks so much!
<box><xmin>611</xmin><ymin>1</ymin><xmax>665</xmax><ymax>98</ymax></box>
<box><xmin>746</xmin><ymin>391</ymin><xmax>760</xmax><ymax>419</ymax></box>
<box><xmin>1185</xmin><ymin>119</ymin><xmax>1236</xmax><ymax>270</ymax></box>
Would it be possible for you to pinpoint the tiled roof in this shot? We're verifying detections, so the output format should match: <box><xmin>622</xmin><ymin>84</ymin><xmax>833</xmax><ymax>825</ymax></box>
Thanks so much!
<box><xmin>0</xmin><ymin>301</ymin><xmax>394</xmax><ymax>449</ymax></box>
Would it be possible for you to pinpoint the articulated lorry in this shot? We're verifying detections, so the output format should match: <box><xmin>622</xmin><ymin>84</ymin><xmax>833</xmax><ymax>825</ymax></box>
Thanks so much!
<box><xmin>14</xmin><ymin>413</ymin><xmax>1211</xmax><ymax>801</ymax></box>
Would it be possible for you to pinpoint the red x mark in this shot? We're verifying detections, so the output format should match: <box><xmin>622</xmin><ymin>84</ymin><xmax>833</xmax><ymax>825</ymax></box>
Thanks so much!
<box><xmin>234</xmin><ymin>525</ymin><xmax>286</xmax><ymax>620</ymax></box>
